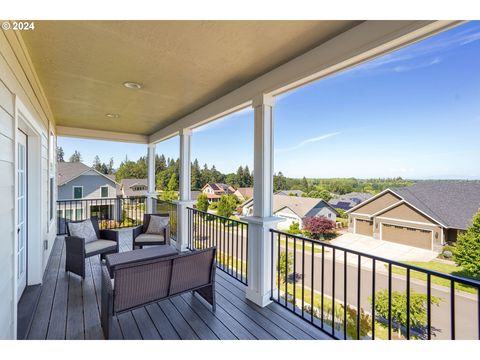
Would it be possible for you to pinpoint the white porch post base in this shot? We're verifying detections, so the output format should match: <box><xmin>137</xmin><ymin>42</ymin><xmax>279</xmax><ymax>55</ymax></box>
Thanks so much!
<box><xmin>241</xmin><ymin>215</ymin><xmax>283</xmax><ymax>307</ymax></box>
<box><xmin>174</xmin><ymin>200</ymin><xmax>195</xmax><ymax>252</ymax></box>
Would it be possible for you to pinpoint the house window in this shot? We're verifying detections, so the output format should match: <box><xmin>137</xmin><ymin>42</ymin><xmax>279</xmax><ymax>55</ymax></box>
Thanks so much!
<box><xmin>75</xmin><ymin>209</ymin><xmax>83</xmax><ymax>221</ymax></box>
<box><xmin>49</xmin><ymin>178</ymin><xmax>54</xmax><ymax>221</ymax></box>
<box><xmin>73</xmin><ymin>186</ymin><xmax>83</xmax><ymax>199</ymax></box>
<box><xmin>65</xmin><ymin>209</ymin><xmax>73</xmax><ymax>220</ymax></box>
<box><xmin>101</xmin><ymin>186</ymin><xmax>108</xmax><ymax>198</ymax></box>
<box><xmin>328</xmin><ymin>213</ymin><xmax>331</xmax><ymax>218</ymax></box>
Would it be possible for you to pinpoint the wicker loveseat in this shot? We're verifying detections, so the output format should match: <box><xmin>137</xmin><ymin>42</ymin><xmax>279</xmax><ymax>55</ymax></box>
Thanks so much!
<box><xmin>101</xmin><ymin>247</ymin><xmax>216</xmax><ymax>339</ymax></box>
<box><xmin>65</xmin><ymin>217</ymin><xmax>119</xmax><ymax>279</ymax></box>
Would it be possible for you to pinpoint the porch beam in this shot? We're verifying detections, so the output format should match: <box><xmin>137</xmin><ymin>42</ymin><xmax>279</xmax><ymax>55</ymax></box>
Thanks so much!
<box><xmin>149</xmin><ymin>20</ymin><xmax>461</xmax><ymax>143</ymax></box>
<box><xmin>57</xmin><ymin>126</ymin><xmax>148</xmax><ymax>144</ymax></box>
<box><xmin>146</xmin><ymin>143</ymin><xmax>157</xmax><ymax>213</ymax></box>
<box><xmin>175</xmin><ymin>128</ymin><xmax>194</xmax><ymax>252</ymax></box>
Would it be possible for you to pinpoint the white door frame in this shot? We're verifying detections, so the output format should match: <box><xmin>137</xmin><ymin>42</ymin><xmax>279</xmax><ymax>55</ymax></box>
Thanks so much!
<box><xmin>16</xmin><ymin>130</ymin><xmax>27</xmax><ymax>301</ymax></box>
<box><xmin>14</xmin><ymin>98</ymin><xmax>44</xmax><ymax>306</ymax></box>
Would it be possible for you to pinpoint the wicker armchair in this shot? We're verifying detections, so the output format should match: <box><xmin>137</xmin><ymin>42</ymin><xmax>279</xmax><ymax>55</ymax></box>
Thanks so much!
<box><xmin>132</xmin><ymin>213</ymin><xmax>170</xmax><ymax>249</ymax></box>
<box><xmin>101</xmin><ymin>247</ymin><xmax>216</xmax><ymax>339</ymax></box>
<box><xmin>65</xmin><ymin>217</ymin><xmax>119</xmax><ymax>279</ymax></box>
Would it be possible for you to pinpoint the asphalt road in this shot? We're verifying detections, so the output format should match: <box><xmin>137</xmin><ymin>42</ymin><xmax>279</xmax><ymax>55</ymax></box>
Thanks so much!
<box><xmin>192</xmin><ymin>222</ymin><xmax>478</xmax><ymax>339</ymax></box>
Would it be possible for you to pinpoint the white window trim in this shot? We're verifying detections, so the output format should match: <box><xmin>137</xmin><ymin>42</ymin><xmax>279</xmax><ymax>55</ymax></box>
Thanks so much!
<box><xmin>73</xmin><ymin>186</ymin><xmax>83</xmax><ymax>199</ymax></box>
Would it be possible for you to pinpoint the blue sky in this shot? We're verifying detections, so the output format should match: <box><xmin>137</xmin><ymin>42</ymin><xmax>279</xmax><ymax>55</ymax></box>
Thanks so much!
<box><xmin>58</xmin><ymin>21</ymin><xmax>480</xmax><ymax>179</ymax></box>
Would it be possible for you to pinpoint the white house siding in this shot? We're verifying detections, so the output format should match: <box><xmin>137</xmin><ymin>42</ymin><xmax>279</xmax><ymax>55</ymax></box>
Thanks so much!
<box><xmin>275</xmin><ymin>208</ymin><xmax>302</xmax><ymax>230</ymax></box>
<box><xmin>0</xmin><ymin>29</ymin><xmax>56</xmax><ymax>339</ymax></box>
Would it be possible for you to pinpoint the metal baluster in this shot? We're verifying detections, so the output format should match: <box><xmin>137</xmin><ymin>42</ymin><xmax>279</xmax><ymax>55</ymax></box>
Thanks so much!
<box><xmin>372</xmin><ymin>259</ymin><xmax>376</xmax><ymax>340</ymax></box>
<box><xmin>406</xmin><ymin>268</ymin><xmax>410</xmax><ymax>340</ymax></box>
<box><xmin>311</xmin><ymin>241</ymin><xmax>315</xmax><ymax>324</ymax></box>
<box><xmin>425</xmin><ymin>273</ymin><xmax>432</xmax><ymax>341</ymax></box>
<box><xmin>357</xmin><ymin>255</ymin><xmax>361</xmax><ymax>340</ymax></box>
<box><xmin>285</xmin><ymin>233</ymin><xmax>288</xmax><ymax>307</ymax></box>
<box><xmin>321</xmin><ymin>244</ymin><xmax>325</xmax><ymax>329</ymax></box>
<box><xmin>332</xmin><ymin>248</ymin><xmax>336</xmax><ymax>337</ymax></box>
<box><xmin>277</xmin><ymin>232</ymin><xmax>280</xmax><ymax>302</ymax></box>
<box><xmin>388</xmin><ymin>263</ymin><xmax>392</xmax><ymax>340</ymax></box>
<box><xmin>344</xmin><ymin>251</ymin><xmax>347</xmax><ymax>340</ymax></box>
<box><xmin>270</xmin><ymin>231</ymin><xmax>274</xmax><ymax>301</ymax></box>
<box><xmin>236</xmin><ymin>220</ymin><xmax>239</xmax><ymax>280</ymax></box>
<box><xmin>451</xmin><ymin>280</ymin><xmax>455</xmax><ymax>340</ymax></box>
<box><xmin>293</xmin><ymin>236</ymin><xmax>296</xmax><ymax>314</ymax></box>
<box><xmin>301</xmin><ymin>239</ymin><xmax>305</xmax><ymax>317</ymax></box>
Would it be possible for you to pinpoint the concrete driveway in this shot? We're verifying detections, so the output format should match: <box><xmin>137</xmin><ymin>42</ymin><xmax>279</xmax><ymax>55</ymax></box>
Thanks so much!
<box><xmin>330</xmin><ymin>232</ymin><xmax>439</xmax><ymax>262</ymax></box>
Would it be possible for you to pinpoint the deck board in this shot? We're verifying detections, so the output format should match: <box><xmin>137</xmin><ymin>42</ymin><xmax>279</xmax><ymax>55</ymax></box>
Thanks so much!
<box><xmin>27</xmin><ymin>229</ymin><xmax>333</xmax><ymax>340</ymax></box>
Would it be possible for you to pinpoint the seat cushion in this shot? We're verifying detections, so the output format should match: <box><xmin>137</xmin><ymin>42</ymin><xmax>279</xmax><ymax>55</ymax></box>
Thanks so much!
<box><xmin>85</xmin><ymin>239</ymin><xmax>117</xmax><ymax>255</ymax></box>
<box><xmin>68</xmin><ymin>219</ymin><xmax>98</xmax><ymax>243</ymax></box>
<box><xmin>146</xmin><ymin>215</ymin><xmax>169</xmax><ymax>234</ymax></box>
<box><xmin>135</xmin><ymin>233</ymin><xmax>165</xmax><ymax>243</ymax></box>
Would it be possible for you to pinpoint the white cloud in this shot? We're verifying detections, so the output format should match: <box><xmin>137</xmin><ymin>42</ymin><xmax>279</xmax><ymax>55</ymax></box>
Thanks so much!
<box><xmin>275</xmin><ymin>132</ymin><xmax>341</xmax><ymax>154</ymax></box>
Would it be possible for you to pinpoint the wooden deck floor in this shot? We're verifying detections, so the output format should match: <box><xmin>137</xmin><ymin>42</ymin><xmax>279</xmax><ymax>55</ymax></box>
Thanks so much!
<box><xmin>27</xmin><ymin>230</ymin><xmax>332</xmax><ymax>340</ymax></box>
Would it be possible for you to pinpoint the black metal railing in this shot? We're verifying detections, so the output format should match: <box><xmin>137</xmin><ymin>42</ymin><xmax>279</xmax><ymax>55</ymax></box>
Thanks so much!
<box><xmin>270</xmin><ymin>229</ymin><xmax>480</xmax><ymax>340</ymax></box>
<box><xmin>155</xmin><ymin>199</ymin><xmax>178</xmax><ymax>240</ymax></box>
<box><xmin>187</xmin><ymin>207</ymin><xmax>248</xmax><ymax>285</ymax></box>
<box><xmin>56</xmin><ymin>196</ymin><xmax>147</xmax><ymax>235</ymax></box>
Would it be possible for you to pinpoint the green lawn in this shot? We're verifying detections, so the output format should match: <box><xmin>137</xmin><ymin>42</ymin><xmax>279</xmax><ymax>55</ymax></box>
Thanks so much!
<box><xmin>389</xmin><ymin>261</ymin><xmax>480</xmax><ymax>294</ymax></box>
<box><xmin>279</xmin><ymin>238</ymin><xmax>325</xmax><ymax>254</ymax></box>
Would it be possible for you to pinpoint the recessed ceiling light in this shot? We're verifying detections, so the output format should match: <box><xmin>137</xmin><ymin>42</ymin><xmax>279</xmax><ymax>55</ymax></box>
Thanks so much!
<box><xmin>105</xmin><ymin>113</ymin><xmax>120</xmax><ymax>118</ymax></box>
<box><xmin>123</xmin><ymin>81</ymin><xmax>143</xmax><ymax>89</ymax></box>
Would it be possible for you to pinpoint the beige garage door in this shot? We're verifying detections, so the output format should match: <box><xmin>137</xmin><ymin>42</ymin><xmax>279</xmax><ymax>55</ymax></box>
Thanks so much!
<box><xmin>355</xmin><ymin>219</ymin><xmax>373</xmax><ymax>236</ymax></box>
<box><xmin>381</xmin><ymin>224</ymin><xmax>432</xmax><ymax>250</ymax></box>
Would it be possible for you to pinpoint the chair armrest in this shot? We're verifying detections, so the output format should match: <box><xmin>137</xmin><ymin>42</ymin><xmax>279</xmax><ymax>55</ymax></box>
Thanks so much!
<box><xmin>65</xmin><ymin>235</ymin><xmax>85</xmax><ymax>255</ymax></box>
<box><xmin>99</xmin><ymin>229</ymin><xmax>119</xmax><ymax>242</ymax></box>
<box><xmin>132</xmin><ymin>225</ymin><xmax>143</xmax><ymax>240</ymax></box>
<box><xmin>164</xmin><ymin>225</ymin><xmax>171</xmax><ymax>246</ymax></box>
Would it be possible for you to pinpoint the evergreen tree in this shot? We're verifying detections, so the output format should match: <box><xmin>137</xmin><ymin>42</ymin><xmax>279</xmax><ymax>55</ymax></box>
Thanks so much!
<box><xmin>69</xmin><ymin>150</ymin><xmax>82</xmax><ymax>163</ymax></box>
<box><xmin>56</xmin><ymin>146</ymin><xmax>65</xmax><ymax>162</ymax></box>
<box><xmin>93</xmin><ymin>155</ymin><xmax>102</xmax><ymax>172</ymax></box>
<box><xmin>167</xmin><ymin>172</ymin><xmax>179</xmax><ymax>191</ymax></box>
<box><xmin>455</xmin><ymin>209</ymin><xmax>480</xmax><ymax>276</ymax></box>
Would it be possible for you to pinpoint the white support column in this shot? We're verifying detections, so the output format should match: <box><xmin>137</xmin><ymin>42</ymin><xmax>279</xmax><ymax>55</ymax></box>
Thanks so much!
<box><xmin>175</xmin><ymin>128</ymin><xmax>194</xmax><ymax>252</ymax></box>
<box><xmin>146</xmin><ymin>143</ymin><xmax>157</xmax><ymax>213</ymax></box>
<box><xmin>241</xmin><ymin>94</ymin><xmax>282</xmax><ymax>307</ymax></box>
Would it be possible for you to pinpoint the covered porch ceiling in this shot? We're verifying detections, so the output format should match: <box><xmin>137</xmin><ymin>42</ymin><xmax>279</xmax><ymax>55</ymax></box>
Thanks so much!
<box><xmin>20</xmin><ymin>20</ymin><xmax>461</xmax><ymax>143</ymax></box>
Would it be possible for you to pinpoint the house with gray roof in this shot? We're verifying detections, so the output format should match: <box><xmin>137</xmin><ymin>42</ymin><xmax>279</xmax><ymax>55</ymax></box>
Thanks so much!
<box><xmin>57</xmin><ymin>162</ymin><xmax>120</xmax><ymax>228</ymax></box>
<box><xmin>329</xmin><ymin>192</ymin><xmax>373</xmax><ymax>210</ymax></box>
<box><xmin>241</xmin><ymin>194</ymin><xmax>339</xmax><ymax>230</ymax></box>
<box><xmin>119</xmin><ymin>178</ymin><xmax>148</xmax><ymax>198</ymax></box>
<box><xmin>347</xmin><ymin>181</ymin><xmax>480</xmax><ymax>251</ymax></box>
<box><xmin>275</xmin><ymin>189</ymin><xmax>304</xmax><ymax>197</ymax></box>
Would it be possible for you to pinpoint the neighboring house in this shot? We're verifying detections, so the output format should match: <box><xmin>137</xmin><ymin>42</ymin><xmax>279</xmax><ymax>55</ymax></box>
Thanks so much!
<box><xmin>57</xmin><ymin>162</ymin><xmax>120</xmax><ymax>226</ymax></box>
<box><xmin>234</xmin><ymin>187</ymin><xmax>254</xmax><ymax>202</ymax></box>
<box><xmin>119</xmin><ymin>178</ymin><xmax>148</xmax><ymax>198</ymax></box>
<box><xmin>201</xmin><ymin>182</ymin><xmax>236</xmax><ymax>202</ymax></box>
<box><xmin>242</xmin><ymin>195</ymin><xmax>338</xmax><ymax>230</ymax></box>
<box><xmin>276</xmin><ymin>189</ymin><xmax>304</xmax><ymax>197</ymax></box>
<box><xmin>347</xmin><ymin>181</ymin><xmax>480</xmax><ymax>251</ymax></box>
<box><xmin>329</xmin><ymin>192</ymin><xmax>373</xmax><ymax>210</ymax></box>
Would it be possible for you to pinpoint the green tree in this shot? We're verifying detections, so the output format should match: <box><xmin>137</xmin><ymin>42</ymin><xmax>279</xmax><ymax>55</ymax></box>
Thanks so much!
<box><xmin>56</xmin><ymin>146</ymin><xmax>65</xmax><ymax>162</ymax></box>
<box><xmin>455</xmin><ymin>209</ymin><xmax>480</xmax><ymax>276</ymax></box>
<box><xmin>196</xmin><ymin>193</ymin><xmax>209</xmax><ymax>213</ymax></box>
<box><xmin>277</xmin><ymin>251</ymin><xmax>293</xmax><ymax>283</ymax></box>
<box><xmin>191</xmin><ymin>159</ymin><xmax>202</xmax><ymax>190</ymax></box>
<box><xmin>273</xmin><ymin>172</ymin><xmax>287</xmax><ymax>192</ymax></box>
<box><xmin>217</xmin><ymin>194</ymin><xmax>237</xmax><ymax>218</ymax></box>
<box><xmin>301</xmin><ymin>176</ymin><xmax>309</xmax><ymax>192</ymax></box>
<box><xmin>370</xmin><ymin>289</ymin><xmax>441</xmax><ymax>337</ymax></box>
<box><xmin>306</xmin><ymin>188</ymin><xmax>332</xmax><ymax>201</ymax></box>
<box><xmin>167</xmin><ymin>172</ymin><xmax>179</xmax><ymax>191</ymax></box>
<box><xmin>69</xmin><ymin>150</ymin><xmax>82</xmax><ymax>163</ymax></box>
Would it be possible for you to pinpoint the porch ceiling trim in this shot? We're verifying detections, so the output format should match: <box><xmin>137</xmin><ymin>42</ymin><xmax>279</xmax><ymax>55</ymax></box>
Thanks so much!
<box><xmin>57</xmin><ymin>126</ymin><xmax>148</xmax><ymax>144</ymax></box>
<box><xmin>149</xmin><ymin>20</ymin><xmax>463</xmax><ymax>144</ymax></box>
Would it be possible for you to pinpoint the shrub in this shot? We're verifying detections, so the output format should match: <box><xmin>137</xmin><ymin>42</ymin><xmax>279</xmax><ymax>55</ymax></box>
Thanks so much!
<box><xmin>302</xmin><ymin>216</ymin><xmax>336</xmax><ymax>240</ymax></box>
<box><xmin>287</xmin><ymin>222</ymin><xmax>301</xmax><ymax>235</ymax></box>
<box><xmin>196</xmin><ymin>193</ymin><xmax>209</xmax><ymax>212</ymax></box>
<box><xmin>217</xmin><ymin>194</ymin><xmax>237</xmax><ymax>219</ymax></box>
<box><xmin>209</xmin><ymin>202</ymin><xmax>218</xmax><ymax>210</ymax></box>
<box><xmin>277</xmin><ymin>251</ymin><xmax>293</xmax><ymax>283</ymax></box>
<box><xmin>455</xmin><ymin>209</ymin><xmax>480</xmax><ymax>276</ymax></box>
<box><xmin>369</xmin><ymin>289</ymin><xmax>441</xmax><ymax>337</ymax></box>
